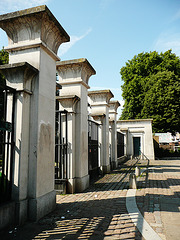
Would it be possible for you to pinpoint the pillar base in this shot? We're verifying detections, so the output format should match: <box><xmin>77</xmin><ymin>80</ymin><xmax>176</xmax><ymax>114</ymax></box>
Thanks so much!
<box><xmin>111</xmin><ymin>161</ymin><xmax>118</xmax><ymax>170</ymax></box>
<box><xmin>67</xmin><ymin>178</ymin><xmax>76</xmax><ymax>194</ymax></box>
<box><xmin>101</xmin><ymin>165</ymin><xmax>111</xmax><ymax>174</ymax></box>
<box><xmin>15</xmin><ymin>199</ymin><xmax>28</xmax><ymax>225</ymax></box>
<box><xmin>28</xmin><ymin>190</ymin><xmax>56</xmax><ymax>221</ymax></box>
<box><xmin>75</xmin><ymin>174</ymin><xmax>89</xmax><ymax>192</ymax></box>
<box><xmin>0</xmin><ymin>201</ymin><xmax>15</xmax><ymax>230</ymax></box>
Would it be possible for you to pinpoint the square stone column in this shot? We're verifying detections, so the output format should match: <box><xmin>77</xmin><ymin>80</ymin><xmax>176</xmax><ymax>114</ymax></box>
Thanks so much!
<box><xmin>57</xmin><ymin>58</ymin><xmax>96</xmax><ymax>192</ymax></box>
<box><xmin>109</xmin><ymin>101</ymin><xmax>120</xmax><ymax>169</ymax></box>
<box><xmin>0</xmin><ymin>5</ymin><xmax>70</xmax><ymax>222</ymax></box>
<box><xmin>0</xmin><ymin>62</ymin><xmax>38</xmax><ymax>224</ymax></box>
<box><xmin>56</xmin><ymin>95</ymin><xmax>79</xmax><ymax>193</ymax></box>
<box><xmin>88</xmin><ymin>90</ymin><xmax>114</xmax><ymax>174</ymax></box>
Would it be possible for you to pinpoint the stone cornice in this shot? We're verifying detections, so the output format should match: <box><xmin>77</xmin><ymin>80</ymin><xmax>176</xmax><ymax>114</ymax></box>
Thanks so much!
<box><xmin>56</xmin><ymin>95</ymin><xmax>80</xmax><ymax>112</ymax></box>
<box><xmin>56</xmin><ymin>58</ymin><xmax>96</xmax><ymax>86</ymax></box>
<box><xmin>0</xmin><ymin>62</ymin><xmax>38</xmax><ymax>90</ymax></box>
<box><xmin>90</xmin><ymin>114</ymin><xmax>106</xmax><ymax>122</ymax></box>
<box><xmin>59</xmin><ymin>79</ymin><xmax>90</xmax><ymax>89</ymax></box>
<box><xmin>109</xmin><ymin>100</ymin><xmax>120</xmax><ymax>112</ymax></box>
<box><xmin>117</xmin><ymin>119</ymin><xmax>153</xmax><ymax>123</ymax></box>
<box><xmin>0</xmin><ymin>5</ymin><xmax>70</xmax><ymax>55</ymax></box>
<box><xmin>88</xmin><ymin>89</ymin><xmax>114</xmax><ymax>104</ymax></box>
<box><xmin>5</xmin><ymin>41</ymin><xmax>61</xmax><ymax>61</ymax></box>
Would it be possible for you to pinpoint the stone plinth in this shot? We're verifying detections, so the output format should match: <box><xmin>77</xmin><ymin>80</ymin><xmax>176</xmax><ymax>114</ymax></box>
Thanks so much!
<box><xmin>88</xmin><ymin>90</ymin><xmax>114</xmax><ymax>173</ymax></box>
<box><xmin>57</xmin><ymin>58</ymin><xmax>96</xmax><ymax>192</ymax></box>
<box><xmin>109</xmin><ymin>101</ymin><xmax>120</xmax><ymax>169</ymax></box>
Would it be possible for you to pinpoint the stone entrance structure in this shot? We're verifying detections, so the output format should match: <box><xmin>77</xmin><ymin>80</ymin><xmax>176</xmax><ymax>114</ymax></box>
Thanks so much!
<box><xmin>117</xmin><ymin>119</ymin><xmax>155</xmax><ymax>161</ymax></box>
<box><xmin>0</xmin><ymin>5</ymin><xmax>70</xmax><ymax>228</ymax></box>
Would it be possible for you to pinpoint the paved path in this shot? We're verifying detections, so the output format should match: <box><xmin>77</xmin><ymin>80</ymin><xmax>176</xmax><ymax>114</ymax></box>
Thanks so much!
<box><xmin>0</xmin><ymin>158</ymin><xmax>180</xmax><ymax>240</ymax></box>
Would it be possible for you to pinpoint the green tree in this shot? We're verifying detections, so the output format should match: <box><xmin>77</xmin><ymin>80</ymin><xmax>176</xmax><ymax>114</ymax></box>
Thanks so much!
<box><xmin>120</xmin><ymin>50</ymin><xmax>180</xmax><ymax>134</ymax></box>
<box><xmin>0</xmin><ymin>48</ymin><xmax>9</xmax><ymax>121</ymax></box>
<box><xmin>0</xmin><ymin>47</ymin><xmax>9</xmax><ymax>86</ymax></box>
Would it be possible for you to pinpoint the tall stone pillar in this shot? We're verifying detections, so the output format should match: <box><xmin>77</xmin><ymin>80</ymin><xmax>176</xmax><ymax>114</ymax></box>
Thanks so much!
<box><xmin>109</xmin><ymin>101</ymin><xmax>120</xmax><ymax>169</ymax></box>
<box><xmin>56</xmin><ymin>95</ymin><xmax>80</xmax><ymax>193</ymax></box>
<box><xmin>88</xmin><ymin>90</ymin><xmax>114</xmax><ymax>174</ymax></box>
<box><xmin>0</xmin><ymin>63</ymin><xmax>38</xmax><ymax>224</ymax></box>
<box><xmin>57</xmin><ymin>58</ymin><xmax>96</xmax><ymax>192</ymax></box>
<box><xmin>0</xmin><ymin>5</ymin><xmax>70</xmax><ymax>222</ymax></box>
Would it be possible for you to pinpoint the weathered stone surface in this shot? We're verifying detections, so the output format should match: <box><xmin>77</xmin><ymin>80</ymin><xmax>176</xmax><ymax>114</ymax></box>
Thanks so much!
<box><xmin>0</xmin><ymin>5</ymin><xmax>70</xmax><ymax>55</ymax></box>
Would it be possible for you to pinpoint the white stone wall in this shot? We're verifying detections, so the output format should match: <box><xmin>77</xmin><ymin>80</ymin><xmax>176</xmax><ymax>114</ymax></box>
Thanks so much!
<box><xmin>117</xmin><ymin>119</ymin><xmax>155</xmax><ymax>160</ymax></box>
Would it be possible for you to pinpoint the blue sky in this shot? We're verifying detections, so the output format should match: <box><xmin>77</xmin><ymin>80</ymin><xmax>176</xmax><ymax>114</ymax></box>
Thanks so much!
<box><xmin>0</xmin><ymin>0</ymin><xmax>180</xmax><ymax>117</ymax></box>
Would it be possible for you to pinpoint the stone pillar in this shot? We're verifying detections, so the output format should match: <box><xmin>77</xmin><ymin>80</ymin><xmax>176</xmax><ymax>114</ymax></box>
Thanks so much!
<box><xmin>0</xmin><ymin>5</ymin><xmax>70</xmax><ymax>222</ymax></box>
<box><xmin>57</xmin><ymin>58</ymin><xmax>96</xmax><ymax>192</ymax></box>
<box><xmin>88</xmin><ymin>90</ymin><xmax>114</xmax><ymax>174</ymax></box>
<box><xmin>0</xmin><ymin>63</ymin><xmax>38</xmax><ymax>224</ymax></box>
<box><xmin>56</xmin><ymin>95</ymin><xmax>79</xmax><ymax>193</ymax></box>
<box><xmin>109</xmin><ymin>101</ymin><xmax>120</xmax><ymax>169</ymax></box>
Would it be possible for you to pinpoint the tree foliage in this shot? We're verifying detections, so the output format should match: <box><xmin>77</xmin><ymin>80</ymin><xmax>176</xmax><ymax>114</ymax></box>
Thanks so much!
<box><xmin>0</xmin><ymin>48</ymin><xmax>9</xmax><ymax>86</ymax></box>
<box><xmin>120</xmin><ymin>50</ymin><xmax>180</xmax><ymax>134</ymax></box>
<box><xmin>0</xmin><ymin>48</ymin><xmax>9</xmax><ymax>121</ymax></box>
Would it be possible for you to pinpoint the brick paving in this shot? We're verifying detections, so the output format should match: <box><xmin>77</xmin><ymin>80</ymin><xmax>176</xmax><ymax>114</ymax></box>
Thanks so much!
<box><xmin>1</xmin><ymin>158</ymin><xmax>180</xmax><ymax>240</ymax></box>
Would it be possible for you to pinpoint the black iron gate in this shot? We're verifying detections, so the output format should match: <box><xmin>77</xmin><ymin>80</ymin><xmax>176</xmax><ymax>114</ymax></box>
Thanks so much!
<box><xmin>88</xmin><ymin>120</ymin><xmax>99</xmax><ymax>178</ymax></box>
<box><xmin>0</xmin><ymin>84</ymin><xmax>15</xmax><ymax>203</ymax></box>
<box><xmin>117</xmin><ymin>131</ymin><xmax>124</xmax><ymax>158</ymax></box>
<box><xmin>55</xmin><ymin>110</ymin><xmax>68</xmax><ymax>183</ymax></box>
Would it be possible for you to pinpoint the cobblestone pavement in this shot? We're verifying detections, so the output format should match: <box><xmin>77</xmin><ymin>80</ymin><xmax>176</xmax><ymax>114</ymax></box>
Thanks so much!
<box><xmin>1</xmin><ymin>158</ymin><xmax>180</xmax><ymax>240</ymax></box>
<box><xmin>136</xmin><ymin>161</ymin><xmax>180</xmax><ymax>240</ymax></box>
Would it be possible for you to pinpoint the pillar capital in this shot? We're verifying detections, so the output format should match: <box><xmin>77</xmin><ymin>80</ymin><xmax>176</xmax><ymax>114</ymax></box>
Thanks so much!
<box><xmin>0</xmin><ymin>5</ymin><xmax>70</xmax><ymax>60</ymax></box>
<box><xmin>109</xmin><ymin>100</ymin><xmax>120</xmax><ymax>121</ymax></box>
<box><xmin>88</xmin><ymin>90</ymin><xmax>114</xmax><ymax>105</ymax></box>
<box><xmin>57</xmin><ymin>58</ymin><xmax>96</xmax><ymax>89</ymax></box>
<box><xmin>91</xmin><ymin>114</ymin><xmax>105</xmax><ymax>123</ymax></box>
<box><xmin>88</xmin><ymin>90</ymin><xmax>114</xmax><ymax>116</ymax></box>
<box><xmin>0</xmin><ymin>62</ymin><xmax>38</xmax><ymax>91</ymax></box>
<box><xmin>109</xmin><ymin>100</ymin><xmax>120</xmax><ymax>113</ymax></box>
<box><xmin>56</xmin><ymin>95</ymin><xmax>80</xmax><ymax>113</ymax></box>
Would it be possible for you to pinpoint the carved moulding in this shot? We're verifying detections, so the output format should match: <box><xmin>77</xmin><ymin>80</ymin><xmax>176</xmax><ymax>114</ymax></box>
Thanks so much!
<box><xmin>109</xmin><ymin>100</ymin><xmax>120</xmax><ymax>113</ymax></box>
<box><xmin>0</xmin><ymin>5</ymin><xmax>70</xmax><ymax>55</ymax></box>
<box><xmin>88</xmin><ymin>89</ymin><xmax>114</xmax><ymax>105</ymax></box>
<box><xmin>0</xmin><ymin>62</ymin><xmax>38</xmax><ymax>91</ymax></box>
<box><xmin>56</xmin><ymin>58</ymin><xmax>96</xmax><ymax>87</ymax></box>
<box><xmin>90</xmin><ymin>114</ymin><xmax>105</xmax><ymax>123</ymax></box>
<box><xmin>56</xmin><ymin>95</ymin><xmax>80</xmax><ymax>113</ymax></box>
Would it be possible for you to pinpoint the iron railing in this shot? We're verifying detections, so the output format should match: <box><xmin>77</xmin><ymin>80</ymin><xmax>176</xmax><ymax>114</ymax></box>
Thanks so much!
<box><xmin>88</xmin><ymin>120</ymin><xmax>99</xmax><ymax>177</ymax></box>
<box><xmin>0</xmin><ymin>85</ymin><xmax>15</xmax><ymax>203</ymax></box>
<box><xmin>55</xmin><ymin>110</ymin><xmax>68</xmax><ymax>182</ymax></box>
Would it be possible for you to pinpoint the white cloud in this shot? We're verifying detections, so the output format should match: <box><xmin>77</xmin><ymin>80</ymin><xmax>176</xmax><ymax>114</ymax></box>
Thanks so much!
<box><xmin>0</xmin><ymin>0</ymin><xmax>49</xmax><ymax>13</ymax></box>
<box><xmin>153</xmin><ymin>32</ymin><xmax>180</xmax><ymax>56</ymax></box>
<box><xmin>58</xmin><ymin>28</ymin><xmax>92</xmax><ymax>57</ymax></box>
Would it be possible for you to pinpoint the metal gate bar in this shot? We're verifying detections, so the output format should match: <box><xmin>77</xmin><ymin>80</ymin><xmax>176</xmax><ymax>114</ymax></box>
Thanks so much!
<box><xmin>0</xmin><ymin>85</ymin><xmax>15</xmax><ymax>203</ymax></box>
<box><xmin>88</xmin><ymin>120</ymin><xmax>99</xmax><ymax>178</ymax></box>
<box><xmin>55</xmin><ymin>110</ymin><xmax>68</xmax><ymax>181</ymax></box>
